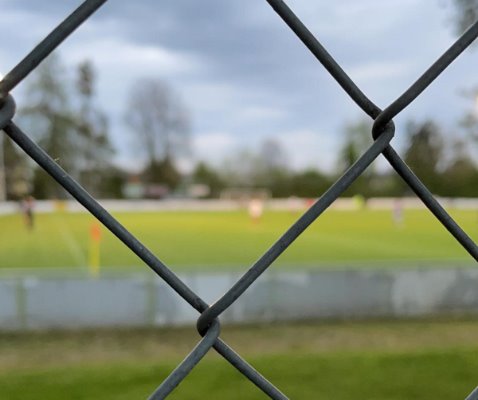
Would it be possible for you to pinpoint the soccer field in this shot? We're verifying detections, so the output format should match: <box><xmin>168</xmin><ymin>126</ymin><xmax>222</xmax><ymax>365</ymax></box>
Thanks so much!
<box><xmin>0</xmin><ymin>208</ymin><xmax>476</xmax><ymax>270</ymax></box>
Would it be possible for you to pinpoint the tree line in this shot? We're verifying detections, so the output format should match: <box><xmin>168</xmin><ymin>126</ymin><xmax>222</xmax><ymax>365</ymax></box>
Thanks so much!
<box><xmin>3</xmin><ymin>54</ymin><xmax>191</xmax><ymax>200</ymax></box>
<box><xmin>192</xmin><ymin>115</ymin><xmax>478</xmax><ymax>199</ymax></box>
<box><xmin>3</xmin><ymin>0</ymin><xmax>478</xmax><ymax>202</ymax></box>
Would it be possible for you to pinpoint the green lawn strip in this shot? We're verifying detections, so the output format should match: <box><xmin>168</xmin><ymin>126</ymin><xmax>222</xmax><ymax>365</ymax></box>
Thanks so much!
<box><xmin>0</xmin><ymin>349</ymin><xmax>476</xmax><ymax>399</ymax></box>
<box><xmin>1</xmin><ymin>319</ymin><xmax>478</xmax><ymax>399</ymax></box>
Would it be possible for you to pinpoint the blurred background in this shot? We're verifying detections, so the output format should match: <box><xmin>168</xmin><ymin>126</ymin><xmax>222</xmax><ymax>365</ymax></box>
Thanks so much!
<box><xmin>0</xmin><ymin>0</ymin><xmax>477</xmax><ymax>399</ymax></box>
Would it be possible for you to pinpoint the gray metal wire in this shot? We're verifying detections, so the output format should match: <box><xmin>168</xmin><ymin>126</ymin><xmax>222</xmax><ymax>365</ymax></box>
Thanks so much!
<box><xmin>0</xmin><ymin>1</ymin><xmax>477</xmax><ymax>398</ymax></box>
<box><xmin>466</xmin><ymin>387</ymin><xmax>478</xmax><ymax>400</ymax></box>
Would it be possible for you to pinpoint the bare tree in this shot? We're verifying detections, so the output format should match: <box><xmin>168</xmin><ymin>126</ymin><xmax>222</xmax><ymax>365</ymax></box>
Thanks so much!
<box><xmin>75</xmin><ymin>60</ymin><xmax>114</xmax><ymax>196</ymax></box>
<box><xmin>259</xmin><ymin>138</ymin><xmax>289</xmax><ymax>172</ymax></box>
<box><xmin>459</xmin><ymin>87</ymin><xmax>478</xmax><ymax>145</ymax></box>
<box><xmin>125</xmin><ymin>78</ymin><xmax>191</xmax><ymax>188</ymax></box>
<box><xmin>448</xmin><ymin>0</ymin><xmax>478</xmax><ymax>34</ymax></box>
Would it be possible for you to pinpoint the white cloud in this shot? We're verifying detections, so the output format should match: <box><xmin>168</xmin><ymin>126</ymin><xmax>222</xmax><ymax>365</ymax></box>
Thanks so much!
<box><xmin>194</xmin><ymin>131</ymin><xmax>239</xmax><ymax>161</ymax></box>
<box><xmin>0</xmin><ymin>10</ymin><xmax>59</xmax><ymax>75</ymax></box>
<box><xmin>184</xmin><ymin>82</ymin><xmax>240</xmax><ymax>113</ymax></box>
<box><xmin>62</xmin><ymin>37</ymin><xmax>199</xmax><ymax>77</ymax></box>
<box><xmin>191</xmin><ymin>128</ymin><xmax>337</xmax><ymax>173</ymax></box>
<box><xmin>296</xmin><ymin>0</ymin><xmax>418</xmax><ymax>38</ymax></box>
<box><xmin>275</xmin><ymin>129</ymin><xmax>337</xmax><ymax>172</ymax></box>
<box><xmin>238</xmin><ymin>105</ymin><xmax>285</xmax><ymax>121</ymax></box>
<box><xmin>54</xmin><ymin>37</ymin><xmax>203</xmax><ymax>125</ymax></box>
<box><xmin>347</xmin><ymin>60</ymin><xmax>414</xmax><ymax>84</ymax></box>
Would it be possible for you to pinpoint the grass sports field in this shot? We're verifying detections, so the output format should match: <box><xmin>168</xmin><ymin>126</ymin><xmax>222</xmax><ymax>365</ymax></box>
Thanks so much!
<box><xmin>0</xmin><ymin>208</ymin><xmax>476</xmax><ymax>271</ymax></box>
<box><xmin>1</xmin><ymin>319</ymin><xmax>477</xmax><ymax>399</ymax></box>
<box><xmin>1</xmin><ymin>210</ymin><xmax>476</xmax><ymax>399</ymax></box>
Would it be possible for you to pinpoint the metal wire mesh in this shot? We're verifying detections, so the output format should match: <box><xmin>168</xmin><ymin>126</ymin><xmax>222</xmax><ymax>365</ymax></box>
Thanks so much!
<box><xmin>0</xmin><ymin>1</ymin><xmax>477</xmax><ymax>398</ymax></box>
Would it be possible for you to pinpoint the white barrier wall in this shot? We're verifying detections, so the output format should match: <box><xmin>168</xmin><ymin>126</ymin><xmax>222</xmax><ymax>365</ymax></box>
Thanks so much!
<box><xmin>1</xmin><ymin>267</ymin><xmax>477</xmax><ymax>330</ymax></box>
<box><xmin>1</xmin><ymin>197</ymin><xmax>477</xmax><ymax>215</ymax></box>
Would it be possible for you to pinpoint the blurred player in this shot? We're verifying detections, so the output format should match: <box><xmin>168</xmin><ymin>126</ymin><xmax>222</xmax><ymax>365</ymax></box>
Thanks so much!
<box><xmin>248</xmin><ymin>198</ymin><xmax>264</xmax><ymax>224</ymax></box>
<box><xmin>20</xmin><ymin>195</ymin><xmax>35</xmax><ymax>230</ymax></box>
<box><xmin>392</xmin><ymin>198</ymin><xmax>404</xmax><ymax>228</ymax></box>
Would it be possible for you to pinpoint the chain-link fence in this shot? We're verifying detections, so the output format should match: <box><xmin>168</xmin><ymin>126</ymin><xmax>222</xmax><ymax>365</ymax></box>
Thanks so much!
<box><xmin>0</xmin><ymin>1</ymin><xmax>477</xmax><ymax>399</ymax></box>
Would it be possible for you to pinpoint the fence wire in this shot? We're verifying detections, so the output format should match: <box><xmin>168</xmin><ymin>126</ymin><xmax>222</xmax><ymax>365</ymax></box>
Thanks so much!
<box><xmin>0</xmin><ymin>0</ymin><xmax>477</xmax><ymax>399</ymax></box>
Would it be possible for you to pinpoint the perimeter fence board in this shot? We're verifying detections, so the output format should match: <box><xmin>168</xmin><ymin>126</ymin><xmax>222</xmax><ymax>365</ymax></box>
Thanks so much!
<box><xmin>1</xmin><ymin>268</ymin><xmax>478</xmax><ymax>328</ymax></box>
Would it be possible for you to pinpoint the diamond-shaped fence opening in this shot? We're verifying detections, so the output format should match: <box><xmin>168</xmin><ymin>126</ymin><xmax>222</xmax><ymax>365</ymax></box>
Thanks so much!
<box><xmin>0</xmin><ymin>1</ymin><xmax>477</xmax><ymax>399</ymax></box>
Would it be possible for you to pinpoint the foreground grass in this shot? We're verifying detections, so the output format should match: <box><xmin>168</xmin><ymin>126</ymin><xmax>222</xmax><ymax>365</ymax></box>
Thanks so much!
<box><xmin>1</xmin><ymin>319</ymin><xmax>477</xmax><ymax>399</ymax></box>
<box><xmin>0</xmin><ymin>208</ymin><xmax>476</xmax><ymax>270</ymax></box>
<box><xmin>1</xmin><ymin>351</ymin><xmax>476</xmax><ymax>399</ymax></box>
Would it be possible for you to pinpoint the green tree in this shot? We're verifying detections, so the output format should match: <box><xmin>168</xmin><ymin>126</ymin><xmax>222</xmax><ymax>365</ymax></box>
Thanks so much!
<box><xmin>253</xmin><ymin>138</ymin><xmax>292</xmax><ymax>196</ymax></box>
<box><xmin>1</xmin><ymin>136</ymin><xmax>30</xmax><ymax>200</ymax></box>
<box><xmin>338</xmin><ymin>119</ymin><xmax>375</xmax><ymax>196</ymax></box>
<box><xmin>338</xmin><ymin>120</ymin><xmax>371</xmax><ymax>170</ymax></box>
<box><xmin>442</xmin><ymin>139</ymin><xmax>478</xmax><ymax>197</ymax></box>
<box><xmin>20</xmin><ymin>54</ymin><xmax>78</xmax><ymax>199</ymax></box>
<box><xmin>19</xmin><ymin>56</ymin><xmax>117</xmax><ymax>199</ymax></box>
<box><xmin>459</xmin><ymin>87</ymin><xmax>478</xmax><ymax>157</ymax></box>
<box><xmin>291</xmin><ymin>169</ymin><xmax>330</xmax><ymax>198</ymax></box>
<box><xmin>403</xmin><ymin>121</ymin><xmax>444</xmax><ymax>194</ymax></box>
<box><xmin>192</xmin><ymin>162</ymin><xmax>225</xmax><ymax>198</ymax></box>
<box><xmin>218</xmin><ymin>139</ymin><xmax>294</xmax><ymax>197</ymax></box>
<box><xmin>220</xmin><ymin>149</ymin><xmax>259</xmax><ymax>188</ymax></box>
<box><xmin>145</xmin><ymin>157</ymin><xmax>181</xmax><ymax>190</ymax></box>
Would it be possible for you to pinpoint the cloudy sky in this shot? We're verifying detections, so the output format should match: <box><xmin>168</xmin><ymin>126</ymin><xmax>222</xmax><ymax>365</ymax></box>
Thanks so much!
<box><xmin>1</xmin><ymin>0</ymin><xmax>477</xmax><ymax>173</ymax></box>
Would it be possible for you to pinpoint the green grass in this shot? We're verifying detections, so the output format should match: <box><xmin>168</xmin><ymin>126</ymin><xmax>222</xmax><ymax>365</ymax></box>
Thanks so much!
<box><xmin>1</xmin><ymin>319</ymin><xmax>477</xmax><ymax>399</ymax></box>
<box><xmin>1</xmin><ymin>351</ymin><xmax>476</xmax><ymax>399</ymax></box>
<box><xmin>0</xmin><ymin>208</ymin><xmax>476</xmax><ymax>270</ymax></box>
